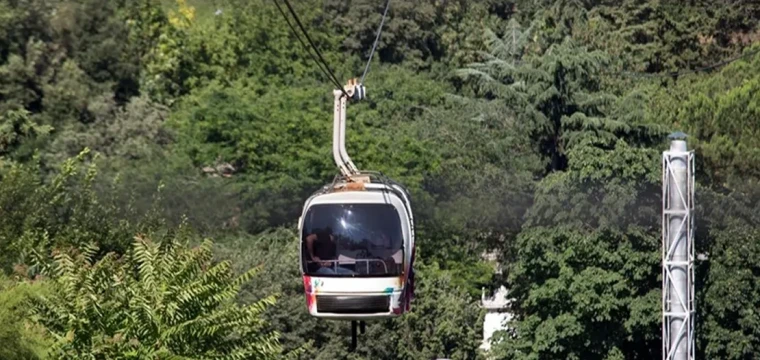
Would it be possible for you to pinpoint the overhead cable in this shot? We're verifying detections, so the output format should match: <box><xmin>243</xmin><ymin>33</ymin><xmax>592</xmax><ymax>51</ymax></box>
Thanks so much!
<box><xmin>278</xmin><ymin>0</ymin><xmax>349</xmax><ymax>97</ymax></box>
<box><xmin>360</xmin><ymin>0</ymin><xmax>392</xmax><ymax>84</ymax></box>
<box><xmin>272</xmin><ymin>0</ymin><xmax>338</xmax><ymax>89</ymax></box>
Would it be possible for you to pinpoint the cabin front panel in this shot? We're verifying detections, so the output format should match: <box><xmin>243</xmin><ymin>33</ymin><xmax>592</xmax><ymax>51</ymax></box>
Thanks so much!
<box><xmin>303</xmin><ymin>275</ymin><xmax>408</xmax><ymax>318</ymax></box>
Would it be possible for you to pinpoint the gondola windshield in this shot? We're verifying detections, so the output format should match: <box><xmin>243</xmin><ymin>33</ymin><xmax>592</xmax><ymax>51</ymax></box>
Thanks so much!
<box><xmin>302</xmin><ymin>203</ymin><xmax>403</xmax><ymax>277</ymax></box>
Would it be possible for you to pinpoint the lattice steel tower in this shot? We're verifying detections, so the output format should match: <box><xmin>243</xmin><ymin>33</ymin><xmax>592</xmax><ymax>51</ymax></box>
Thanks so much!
<box><xmin>662</xmin><ymin>132</ymin><xmax>695</xmax><ymax>360</ymax></box>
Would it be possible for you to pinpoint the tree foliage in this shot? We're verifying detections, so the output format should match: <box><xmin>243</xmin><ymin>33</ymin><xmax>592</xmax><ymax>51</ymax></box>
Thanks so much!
<box><xmin>1</xmin><ymin>0</ymin><xmax>760</xmax><ymax>358</ymax></box>
<box><xmin>491</xmin><ymin>137</ymin><xmax>662</xmax><ymax>359</ymax></box>
<box><xmin>31</xmin><ymin>230</ymin><xmax>291</xmax><ymax>359</ymax></box>
<box><xmin>702</xmin><ymin>221</ymin><xmax>760</xmax><ymax>359</ymax></box>
<box><xmin>650</xmin><ymin>45</ymin><xmax>760</xmax><ymax>187</ymax></box>
<box><xmin>0</xmin><ymin>275</ymin><xmax>53</xmax><ymax>360</ymax></box>
<box><xmin>0</xmin><ymin>148</ymin><xmax>170</xmax><ymax>273</ymax></box>
<box><xmin>459</xmin><ymin>32</ymin><xmax>662</xmax><ymax>173</ymax></box>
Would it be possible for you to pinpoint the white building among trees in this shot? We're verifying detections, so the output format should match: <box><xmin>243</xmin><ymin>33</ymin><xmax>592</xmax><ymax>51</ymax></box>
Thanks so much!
<box><xmin>480</xmin><ymin>285</ymin><xmax>512</xmax><ymax>351</ymax></box>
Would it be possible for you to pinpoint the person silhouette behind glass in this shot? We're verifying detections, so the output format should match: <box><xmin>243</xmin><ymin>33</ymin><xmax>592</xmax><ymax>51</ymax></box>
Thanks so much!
<box><xmin>305</xmin><ymin>226</ymin><xmax>352</xmax><ymax>275</ymax></box>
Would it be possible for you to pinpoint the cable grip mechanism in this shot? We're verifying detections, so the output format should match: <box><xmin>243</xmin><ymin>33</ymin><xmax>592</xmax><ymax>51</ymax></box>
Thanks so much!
<box><xmin>344</xmin><ymin>78</ymin><xmax>366</xmax><ymax>101</ymax></box>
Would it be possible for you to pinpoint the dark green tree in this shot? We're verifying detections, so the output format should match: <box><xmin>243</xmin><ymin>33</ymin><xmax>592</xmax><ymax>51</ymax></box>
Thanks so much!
<box><xmin>664</xmin><ymin>46</ymin><xmax>760</xmax><ymax>187</ymax></box>
<box><xmin>491</xmin><ymin>139</ymin><xmax>664</xmax><ymax>360</ymax></box>
<box><xmin>458</xmin><ymin>32</ymin><xmax>658</xmax><ymax>173</ymax></box>
<box><xmin>702</xmin><ymin>220</ymin><xmax>760</xmax><ymax>359</ymax></box>
<box><xmin>325</xmin><ymin>0</ymin><xmax>515</xmax><ymax>69</ymax></box>
<box><xmin>51</xmin><ymin>0</ymin><xmax>145</xmax><ymax>101</ymax></box>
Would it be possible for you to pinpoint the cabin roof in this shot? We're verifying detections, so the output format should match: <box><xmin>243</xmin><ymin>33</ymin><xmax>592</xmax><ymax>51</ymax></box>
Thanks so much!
<box><xmin>308</xmin><ymin>188</ymin><xmax>401</xmax><ymax>206</ymax></box>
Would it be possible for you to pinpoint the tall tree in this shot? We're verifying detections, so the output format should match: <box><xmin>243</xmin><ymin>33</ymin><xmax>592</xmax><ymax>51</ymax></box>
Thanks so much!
<box><xmin>462</xmin><ymin>29</ymin><xmax>670</xmax><ymax>357</ymax></box>
<box><xmin>491</xmin><ymin>138</ymin><xmax>664</xmax><ymax>360</ymax></box>
<box><xmin>458</xmin><ymin>32</ymin><xmax>657</xmax><ymax>173</ymax></box>
<box><xmin>702</xmin><ymin>219</ymin><xmax>760</xmax><ymax>359</ymax></box>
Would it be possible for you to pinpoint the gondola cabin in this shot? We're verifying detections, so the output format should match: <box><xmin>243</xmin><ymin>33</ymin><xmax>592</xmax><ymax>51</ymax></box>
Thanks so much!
<box><xmin>299</xmin><ymin>172</ymin><xmax>415</xmax><ymax>320</ymax></box>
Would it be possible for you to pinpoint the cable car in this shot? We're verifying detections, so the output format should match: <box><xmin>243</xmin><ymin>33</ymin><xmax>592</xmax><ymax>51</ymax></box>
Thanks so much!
<box><xmin>298</xmin><ymin>79</ymin><xmax>416</xmax><ymax>345</ymax></box>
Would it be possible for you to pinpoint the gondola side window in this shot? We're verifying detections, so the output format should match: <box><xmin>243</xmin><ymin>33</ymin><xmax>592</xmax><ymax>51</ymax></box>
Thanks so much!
<box><xmin>302</xmin><ymin>203</ymin><xmax>403</xmax><ymax>277</ymax></box>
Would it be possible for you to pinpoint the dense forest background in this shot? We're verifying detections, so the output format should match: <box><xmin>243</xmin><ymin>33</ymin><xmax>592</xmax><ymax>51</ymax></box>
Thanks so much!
<box><xmin>2</xmin><ymin>0</ymin><xmax>760</xmax><ymax>359</ymax></box>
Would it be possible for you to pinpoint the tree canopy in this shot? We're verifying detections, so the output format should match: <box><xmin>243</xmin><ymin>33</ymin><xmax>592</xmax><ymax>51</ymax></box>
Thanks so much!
<box><xmin>1</xmin><ymin>0</ymin><xmax>760</xmax><ymax>358</ymax></box>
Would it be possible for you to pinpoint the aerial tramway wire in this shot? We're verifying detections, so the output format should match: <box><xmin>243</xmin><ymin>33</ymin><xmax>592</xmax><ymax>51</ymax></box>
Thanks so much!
<box><xmin>274</xmin><ymin>0</ymin><xmax>350</xmax><ymax>98</ymax></box>
<box><xmin>273</xmin><ymin>0</ymin><xmax>393</xmax><ymax>93</ymax></box>
<box><xmin>360</xmin><ymin>0</ymin><xmax>391</xmax><ymax>84</ymax></box>
<box><xmin>273</xmin><ymin>0</ymin><xmax>351</xmax><ymax>98</ymax></box>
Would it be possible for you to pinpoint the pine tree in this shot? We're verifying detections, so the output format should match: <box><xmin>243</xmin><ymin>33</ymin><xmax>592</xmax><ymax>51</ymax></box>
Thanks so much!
<box><xmin>458</xmin><ymin>29</ymin><xmax>657</xmax><ymax>173</ymax></box>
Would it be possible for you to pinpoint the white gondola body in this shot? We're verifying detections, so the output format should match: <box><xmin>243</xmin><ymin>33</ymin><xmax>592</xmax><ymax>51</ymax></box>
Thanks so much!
<box><xmin>299</xmin><ymin>179</ymin><xmax>415</xmax><ymax>320</ymax></box>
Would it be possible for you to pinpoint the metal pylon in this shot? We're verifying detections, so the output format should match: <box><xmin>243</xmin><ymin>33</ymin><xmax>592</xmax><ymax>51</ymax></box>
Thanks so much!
<box><xmin>662</xmin><ymin>134</ymin><xmax>695</xmax><ymax>360</ymax></box>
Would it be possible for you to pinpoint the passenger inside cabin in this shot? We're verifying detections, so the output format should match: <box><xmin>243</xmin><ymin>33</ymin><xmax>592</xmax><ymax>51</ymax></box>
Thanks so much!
<box><xmin>305</xmin><ymin>227</ymin><xmax>353</xmax><ymax>275</ymax></box>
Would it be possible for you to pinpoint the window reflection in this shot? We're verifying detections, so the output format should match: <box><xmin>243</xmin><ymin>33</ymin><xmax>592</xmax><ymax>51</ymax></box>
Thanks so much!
<box><xmin>302</xmin><ymin>203</ymin><xmax>403</xmax><ymax>277</ymax></box>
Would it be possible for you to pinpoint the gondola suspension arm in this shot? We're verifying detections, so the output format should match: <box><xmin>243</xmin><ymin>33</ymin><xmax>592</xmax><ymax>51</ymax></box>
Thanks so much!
<box><xmin>333</xmin><ymin>78</ymin><xmax>365</xmax><ymax>177</ymax></box>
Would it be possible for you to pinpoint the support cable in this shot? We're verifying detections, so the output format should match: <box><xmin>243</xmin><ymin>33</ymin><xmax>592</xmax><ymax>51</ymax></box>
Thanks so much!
<box><xmin>360</xmin><ymin>0</ymin><xmax>391</xmax><ymax>84</ymax></box>
<box><xmin>272</xmin><ymin>0</ymin><xmax>339</xmax><ymax>90</ymax></box>
<box><xmin>279</xmin><ymin>0</ymin><xmax>349</xmax><ymax>97</ymax></box>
